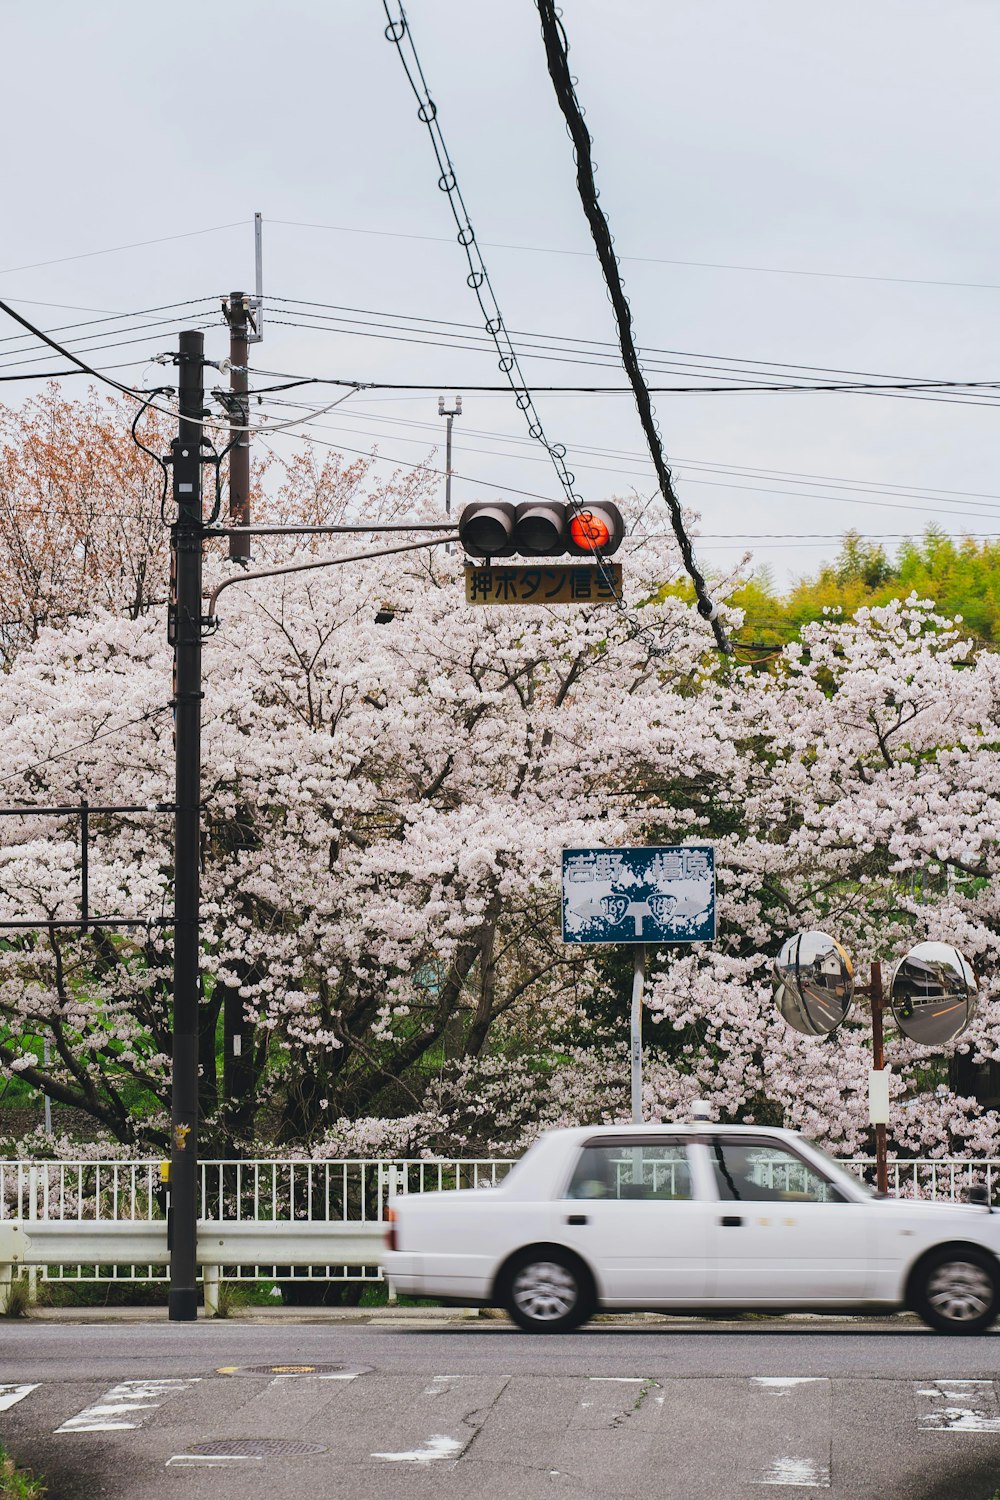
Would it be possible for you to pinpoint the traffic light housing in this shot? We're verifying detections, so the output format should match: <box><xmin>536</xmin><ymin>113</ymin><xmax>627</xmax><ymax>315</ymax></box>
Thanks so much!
<box><xmin>459</xmin><ymin>500</ymin><xmax>624</xmax><ymax>558</ymax></box>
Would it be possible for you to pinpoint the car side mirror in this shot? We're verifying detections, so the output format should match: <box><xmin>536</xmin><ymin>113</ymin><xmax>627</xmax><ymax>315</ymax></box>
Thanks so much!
<box><xmin>968</xmin><ymin>1184</ymin><xmax>993</xmax><ymax>1211</ymax></box>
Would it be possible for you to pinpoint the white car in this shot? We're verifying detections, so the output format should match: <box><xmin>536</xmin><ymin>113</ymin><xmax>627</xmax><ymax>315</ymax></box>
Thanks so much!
<box><xmin>383</xmin><ymin>1122</ymin><xmax>1000</xmax><ymax>1334</ymax></box>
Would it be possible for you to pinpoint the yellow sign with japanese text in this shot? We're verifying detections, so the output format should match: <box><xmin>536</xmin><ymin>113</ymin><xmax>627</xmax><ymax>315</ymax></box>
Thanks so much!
<box><xmin>464</xmin><ymin>563</ymin><xmax>623</xmax><ymax>606</ymax></box>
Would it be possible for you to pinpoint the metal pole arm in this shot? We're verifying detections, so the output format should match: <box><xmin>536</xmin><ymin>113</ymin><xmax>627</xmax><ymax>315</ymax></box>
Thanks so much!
<box><xmin>206</xmin><ymin>533</ymin><xmax>460</xmax><ymax>620</ymax></box>
<box><xmin>206</xmin><ymin>523</ymin><xmax>456</xmax><ymax>538</ymax></box>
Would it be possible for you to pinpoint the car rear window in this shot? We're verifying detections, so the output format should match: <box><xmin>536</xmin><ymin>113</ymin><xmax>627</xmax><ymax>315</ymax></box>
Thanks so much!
<box><xmin>565</xmin><ymin>1143</ymin><xmax>692</xmax><ymax>1201</ymax></box>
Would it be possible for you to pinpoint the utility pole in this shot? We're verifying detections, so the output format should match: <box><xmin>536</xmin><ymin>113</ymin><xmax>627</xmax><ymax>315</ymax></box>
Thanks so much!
<box><xmin>438</xmin><ymin>394</ymin><xmax>461</xmax><ymax>550</ymax></box>
<box><xmin>224</xmin><ymin>292</ymin><xmax>251</xmax><ymax>563</ymax></box>
<box><xmin>168</xmin><ymin>329</ymin><xmax>205</xmax><ymax>1322</ymax></box>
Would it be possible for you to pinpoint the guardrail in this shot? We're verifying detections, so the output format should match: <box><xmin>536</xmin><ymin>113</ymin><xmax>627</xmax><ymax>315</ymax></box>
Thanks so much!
<box><xmin>0</xmin><ymin>1218</ymin><xmax>386</xmax><ymax>1315</ymax></box>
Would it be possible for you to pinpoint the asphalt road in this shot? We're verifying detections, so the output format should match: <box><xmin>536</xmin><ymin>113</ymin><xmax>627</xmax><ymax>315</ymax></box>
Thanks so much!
<box><xmin>3</xmin><ymin>1317</ymin><xmax>1000</xmax><ymax>1500</ymax></box>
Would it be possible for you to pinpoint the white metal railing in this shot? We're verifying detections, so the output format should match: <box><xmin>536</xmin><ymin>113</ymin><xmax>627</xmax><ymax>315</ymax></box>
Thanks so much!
<box><xmin>1</xmin><ymin>1154</ymin><xmax>998</xmax><ymax>1285</ymax></box>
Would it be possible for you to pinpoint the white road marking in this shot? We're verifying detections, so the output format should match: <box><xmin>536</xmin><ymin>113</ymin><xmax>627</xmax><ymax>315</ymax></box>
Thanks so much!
<box><xmin>759</xmin><ymin>1458</ymin><xmax>829</xmax><ymax>1486</ymax></box>
<box><xmin>916</xmin><ymin>1380</ymin><xmax>1000</xmax><ymax>1432</ymax></box>
<box><xmin>742</xmin><ymin>1376</ymin><xmax>831</xmax><ymax>1488</ymax></box>
<box><xmin>167</xmin><ymin>1455</ymin><xmax>262</xmax><ymax>1468</ymax></box>
<box><xmin>57</xmin><ymin>1378</ymin><xmax>200</xmax><ymax>1434</ymax></box>
<box><xmin>0</xmin><ymin>1384</ymin><xmax>38</xmax><ymax>1411</ymax></box>
<box><xmin>754</xmin><ymin>1378</ymin><xmax>824</xmax><ymax>1391</ymax></box>
<box><xmin>372</xmin><ymin>1434</ymin><xmax>464</xmax><ymax>1463</ymax></box>
<box><xmin>423</xmin><ymin>1374</ymin><xmax>463</xmax><ymax>1395</ymax></box>
<box><xmin>587</xmin><ymin>1376</ymin><xmax>645</xmax><ymax>1382</ymax></box>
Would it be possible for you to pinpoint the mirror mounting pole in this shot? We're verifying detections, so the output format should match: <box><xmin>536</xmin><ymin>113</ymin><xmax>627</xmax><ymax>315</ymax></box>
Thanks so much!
<box><xmin>870</xmin><ymin>962</ymin><xmax>889</xmax><ymax>1196</ymax></box>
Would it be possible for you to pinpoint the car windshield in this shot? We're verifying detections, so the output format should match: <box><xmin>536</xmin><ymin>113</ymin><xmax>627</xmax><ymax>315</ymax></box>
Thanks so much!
<box><xmin>802</xmin><ymin>1139</ymin><xmax>876</xmax><ymax>1198</ymax></box>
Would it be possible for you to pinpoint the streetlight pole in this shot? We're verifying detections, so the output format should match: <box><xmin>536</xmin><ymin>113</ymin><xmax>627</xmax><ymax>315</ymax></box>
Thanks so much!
<box><xmin>438</xmin><ymin>394</ymin><xmax>461</xmax><ymax>549</ymax></box>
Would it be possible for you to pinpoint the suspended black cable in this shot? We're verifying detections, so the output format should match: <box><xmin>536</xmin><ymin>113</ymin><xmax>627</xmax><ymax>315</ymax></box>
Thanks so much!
<box><xmin>537</xmin><ymin>0</ymin><xmax>736</xmax><ymax>650</ymax></box>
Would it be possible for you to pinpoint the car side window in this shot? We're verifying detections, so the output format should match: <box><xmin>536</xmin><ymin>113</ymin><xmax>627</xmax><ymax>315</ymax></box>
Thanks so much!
<box><xmin>709</xmin><ymin>1139</ymin><xmax>845</xmax><ymax>1203</ymax></box>
<box><xmin>565</xmin><ymin>1143</ymin><xmax>693</xmax><ymax>1201</ymax></box>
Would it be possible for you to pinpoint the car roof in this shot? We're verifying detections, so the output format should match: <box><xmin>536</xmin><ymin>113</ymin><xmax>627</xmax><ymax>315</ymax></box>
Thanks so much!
<box><xmin>550</xmin><ymin>1123</ymin><xmax>803</xmax><ymax>1142</ymax></box>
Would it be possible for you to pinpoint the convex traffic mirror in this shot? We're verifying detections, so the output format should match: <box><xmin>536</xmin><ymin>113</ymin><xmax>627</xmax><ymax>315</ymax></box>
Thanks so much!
<box><xmin>889</xmin><ymin>941</ymin><xmax>977</xmax><ymax>1046</ymax></box>
<box><xmin>773</xmin><ymin>930</ymin><xmax>855</xmax><ymax>1036</ymax></box>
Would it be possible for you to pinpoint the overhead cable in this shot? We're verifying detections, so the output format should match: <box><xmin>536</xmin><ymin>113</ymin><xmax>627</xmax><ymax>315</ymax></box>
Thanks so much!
<box><xmin>269</xmin><ymin>218</ymin><xmax>1000</xmax><ymax>294</ymax></box>
<box><xmin>0</xmin><ymin>222</ymin><xmax>247</xmax><ymax>279</ymax></box>
<box><xmin>535</xmin><ymin>0</ymin><xmax>727</xmax><ymax>648</ymax></box>
<box><xmin>265</xmin><ymin>295</ymin><xmax>1000</xmax><ymax>402</ymax></box>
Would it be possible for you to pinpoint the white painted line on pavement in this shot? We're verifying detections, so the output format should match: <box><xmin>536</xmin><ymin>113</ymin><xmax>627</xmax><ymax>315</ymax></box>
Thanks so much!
<box><xmin>167</xmin><ymin>1455</ymin><xmax>263</xmax><ymax>1468</ymax></box>
<box><xmin>916</xmin><ymin>1380</ymin><xmax>1000</xmax><ymax>1432</ymax></box>
<box><xmin>588</xmin><ymin>1376</ymin><xmax>645</xmax><ymax>1382</ymax></box>
<box><xmin>0</xmin><ymin>1384</ymin><xmax>38</xmax><ymax>1411</ymax></box>
<box><xmin>423</xmin><ymin>1374</ymin><xmax>463</xmax><ymax>1395</ymax></box>
<box><xmin>742</xmin><ymin>1376</ymin><xmax>831</xmax><ymax>1488</ymax></box>
<box><xmin>759</xmin><ymin>1458</ymin><xmax>830</xmax><ymax>1486</ymax></box>
<box><xmin>57</xmin><ymin>1378</ymin><xmax>200</xmax><ymax>1434</ymax></box>
<box><xmin>753</xmin><ymin>1378</ymin><xmax>824</xmax><ymax>1391</ymax></box>
<box><xmin>372</xmin><ymin>1434</ymin><xmax>464</xmax><ymax>1463</ymax></box>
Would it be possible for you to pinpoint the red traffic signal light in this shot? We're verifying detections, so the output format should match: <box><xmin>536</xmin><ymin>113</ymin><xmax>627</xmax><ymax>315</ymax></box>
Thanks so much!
<box><xmin>567</xmin><ymin>505</ymin><xmax>620</xmax><ymax>555</ymax></box>
<box><xmin>459</xmin><ymin>500</ymin><xmax>623</xmax><ymax>558</ymax></box>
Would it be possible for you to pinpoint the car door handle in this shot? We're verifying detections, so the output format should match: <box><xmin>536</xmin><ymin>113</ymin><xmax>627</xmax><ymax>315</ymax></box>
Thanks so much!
<box><xmin>720</xmin><ymin>1215</ymin><xmax>744</xmax><ymax>1227</ymax></box>
<box><xmin>566</xmin><ymin>1214</ymin><xmax>589</xmax><ymax>1226</ymax></box>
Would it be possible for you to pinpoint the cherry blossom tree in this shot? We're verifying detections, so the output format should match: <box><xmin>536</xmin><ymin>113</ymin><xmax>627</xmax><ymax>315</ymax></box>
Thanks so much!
<box><xmin>1</xmin><ymin>412</ymin><xmax>998</xmax><ymax>1162</ymax></box>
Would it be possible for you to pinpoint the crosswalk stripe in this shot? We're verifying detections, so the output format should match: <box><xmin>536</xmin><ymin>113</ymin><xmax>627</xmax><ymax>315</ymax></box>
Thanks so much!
<box><xmin>0</xmin><ymin>1384</ymin><xmax>38</xmax><ymax>1412</ymax></box>
<box><xmin>915</xmin><ymin>1380</ymin><xmax>1000</xmax><ymax>1432</ymax></box>
<box><xmin>371</xmin><ymin>1435</ymin><xmax>464</xmax><ymax>1462</ymax></box>
<box><xmin>742</xmin><ymin>1377</ymin><xmax>831</xmax><ymax>1488</ymax></box>
<box><xmin>57</xmin><ymin>1378</ymin><xmax>200</xmax><ymax>1434</ymax></box>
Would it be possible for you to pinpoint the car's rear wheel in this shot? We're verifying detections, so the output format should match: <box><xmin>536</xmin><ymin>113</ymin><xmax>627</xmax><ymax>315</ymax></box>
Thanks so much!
<box><xmin>913</xmin><ymin>1248</ymin><xmax>1000</xmax><ymax>1334</ymax></box>
<box><xmin>502</xmin><ymin>1250</ymin><xmax>592</xmax><ymax>1333</ymax></box>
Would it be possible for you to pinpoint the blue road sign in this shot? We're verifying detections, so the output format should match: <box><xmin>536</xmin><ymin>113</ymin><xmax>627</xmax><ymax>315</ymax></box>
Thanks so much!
<box><xmin>562</xmin><ymin>846</ymin><xmax>716</xmax><ymax>944</ymax></box>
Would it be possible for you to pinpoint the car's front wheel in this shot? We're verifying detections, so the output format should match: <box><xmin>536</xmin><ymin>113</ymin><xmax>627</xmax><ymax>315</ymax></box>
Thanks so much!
<box><xmin>913</xmin><ymin>1248</ymin><xmax>1000</xmax><ymax>1334</ymax></box>
<box><xmin>502</xmin><ymin>1250</ymin><xmax>593</xmax><ymax>1333</ymax></box>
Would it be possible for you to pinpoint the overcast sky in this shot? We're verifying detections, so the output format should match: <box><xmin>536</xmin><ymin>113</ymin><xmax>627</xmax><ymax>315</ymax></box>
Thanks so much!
<box><xmin>2</xmin><ymin>0</ymin><xmax>999</xmax><ymax>585</ymax></box>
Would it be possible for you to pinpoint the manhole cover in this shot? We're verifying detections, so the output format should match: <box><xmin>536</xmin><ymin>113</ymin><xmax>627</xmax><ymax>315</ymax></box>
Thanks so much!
<box><xmin>189</xmin><ymin>1439</ymin><xmax>329</xmax><ymax>1457</ymax></box>
<box><xmin>218</xmin><ymin>1363</ymin><xmax>369</xmax><ymax>1377</ymax></box>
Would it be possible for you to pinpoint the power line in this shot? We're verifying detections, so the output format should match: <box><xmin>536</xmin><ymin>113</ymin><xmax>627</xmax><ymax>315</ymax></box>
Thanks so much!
<box><xmin>0</xmin><ymin>223</ymin><xmax>247</xmax><ymax>279</ymax></box>
<box><xmin>0</xmin><ymin>297</ymin><xmax>219</xmax><ymax>353</ymax></box>
<box><xmin>0</xmin><ymin>298</ymin><xmax>363</xmax><ymax>442</ymax></box>
<box><xmin>269</xmin><ymin>218</ymin><xmax>1000</xmax><ymax>294</ymax></box>
<box><xmin>267</xmin><ymin>314</ymin><xmax>1000</xmax><ymax>402</ymax></box>
<box><xmin>0</xmin><ymin>359</ymin><xmax>164</xmax><ymax>383</ymax></box>
<box><xmin>285</xmin><ymin>402</ymin><xmax>1000</xmax><ymax>505</ymax></box>
<box><xmin>248</xmin><ymin>396</ymin><xmax>1000</xmax><ymax>522</ymax></box>
<box><xmin>0</xmin><ymin>706</ymin><xmax>171</xmax><ymax>790</ymax></box>
<box><xmin>268</xmin><ymin>293</ymin><xmax>998</xmax><ymax>393</ymax></box>
<box><xmin>0</xmin><ymin>316</ymin><xmax>221</xmax><ymax>375</ymax></box>
<box><xmin>0</xmin><ymin>297</ymin><xmax>170</xmax><ymax>401</ymax></box>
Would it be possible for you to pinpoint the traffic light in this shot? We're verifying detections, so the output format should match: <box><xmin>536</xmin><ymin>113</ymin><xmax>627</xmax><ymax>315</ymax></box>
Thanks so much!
<box><xmin>458</xmin><ymin>500</ymin><xmax>624</xmax><ymax>558</ymax></box>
